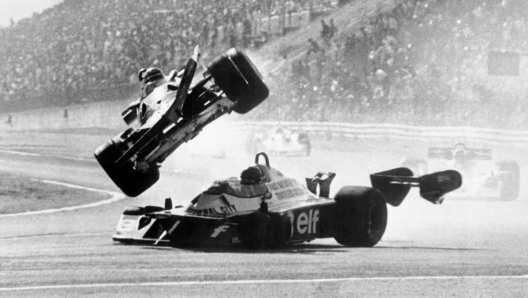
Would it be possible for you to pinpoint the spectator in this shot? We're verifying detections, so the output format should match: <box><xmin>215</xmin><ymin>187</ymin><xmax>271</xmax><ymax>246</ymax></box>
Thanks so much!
<box><xmin>307</xmin><ymin>38</ymin><xmax>321</xmax><ymax>55</ymax></box>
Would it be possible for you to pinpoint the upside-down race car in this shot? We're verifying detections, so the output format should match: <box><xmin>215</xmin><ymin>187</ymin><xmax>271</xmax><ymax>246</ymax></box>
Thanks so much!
<box><xmin>249</xmin><ymin>127</ymin><xmax>311</xmax><ymax>156</ymax></box>
<box><xmin>94</xmin><ymin>47</ymin><xmax>269</xmax><ymax>197</ymax></box>
<box><xmin>402</xmin><ymin>143</ymin><xmax>520</xmax><ymax>201</ymax></box>
<box><xmin>113</xmin><ymin>152</ymin><xmax>461</xmax><ymax>249</ymax></box>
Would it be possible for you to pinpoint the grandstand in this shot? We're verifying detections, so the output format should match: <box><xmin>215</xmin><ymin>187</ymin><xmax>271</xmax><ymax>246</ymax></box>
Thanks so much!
<box><xmin>0</xmin><ymin>0</ymin><xmax>526</xmax><ymax>130</ymax></box>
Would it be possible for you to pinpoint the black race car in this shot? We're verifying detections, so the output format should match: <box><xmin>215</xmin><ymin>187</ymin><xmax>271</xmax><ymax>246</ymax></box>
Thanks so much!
<box><xmin>113</xmin><ymin>152</ymin><xmax>461</xmax><ymax>249</ymax></box>
<box><xmin>94</xmin><ymin>47</ymin><xmax>269</xmax><ymax>197</ymax></box>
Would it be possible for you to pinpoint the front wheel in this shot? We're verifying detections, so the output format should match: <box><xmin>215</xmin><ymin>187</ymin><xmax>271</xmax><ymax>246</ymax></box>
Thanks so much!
<box><xmin>334</xmin><ymin>186</ymin><xmax>387</xmax><ymax>247</ymax></box>
<box><xmin>244</xmin><ymin>212</ymin><xmax>274</xmax><ymax>250</ymax></box>
<box><xmin>208</xmin><ymin>48</ymin><xmax>269</xmax><ymax>114</ymax></box>
<box><xmin>94</xmin><ymin>138</ymin><xmax>159</xmax><ymax>197</ymax></box>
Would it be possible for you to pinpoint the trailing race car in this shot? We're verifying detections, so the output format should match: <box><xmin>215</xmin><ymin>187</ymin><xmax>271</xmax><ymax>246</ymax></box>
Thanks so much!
<box><xmin>112</xmin><ymin>152</ymin><xmax>461</xmax><ymax>249</ymax></box>
<box><xmin>402</xmin><ymin>143</ymin><xmax>520</xmax><ymax>201</ymax></box>
<box><xmin>249</xmin><ymin>127</ymin><xmax>311</xmax><ymax>156</ymax></box>
<box><xmin>94</xmin><ymin>47</ymin><xmax>269</xmax><ymax>197</ymax></box>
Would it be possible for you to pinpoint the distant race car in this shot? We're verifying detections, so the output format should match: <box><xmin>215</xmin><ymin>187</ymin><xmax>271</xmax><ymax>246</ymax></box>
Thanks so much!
<box><xmin>112</xmin><ymin>152</ymin><xmax>461</xmax><ymax>249</ymax></box>
<box><xmin>249</xmin><ymin>127</ymin><xmax>311</xmax><ymax>156</ymax></box>
<box><xmin>94</xmin><ymin>47</ymin><xmax>269</xmax><ymax>197</ymax></box>
<box><xmin>402</xmin><ymin>143</ymin><xmax>520</xmax><ymax>201</ymax></box>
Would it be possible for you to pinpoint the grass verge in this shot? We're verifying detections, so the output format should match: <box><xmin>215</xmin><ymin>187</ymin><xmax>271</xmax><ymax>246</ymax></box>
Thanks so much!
<box><xmin>0</xmin><ymin>172</ymin><xmax>111</xmax><ymax>215</ymax></box>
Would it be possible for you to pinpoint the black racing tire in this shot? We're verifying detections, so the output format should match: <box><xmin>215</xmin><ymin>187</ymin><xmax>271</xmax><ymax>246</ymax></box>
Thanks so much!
<box><xmin>334</xmin><ymin>186</ymin><xmax>388</xmax><ymax>247</ymax></box>
<box><xmin>207</xmin><ymin>48</ymin><xmax>269</xmax><ymax>114</ymax></box>
<box><xmin>245</xmin><ymin>212</ymin><xmax>274</xmax><ymax>250</ymax></box>
<box><xmin>94</xmin><ymin>139</ymin><xmax>159</xmax><ymax>197</ymax></box>
<box><xmin>269</xmin><ymin>213</ymin><xmax>292</xmax><ymax>248</ymax></box>
<box><xmin>496</xmin><ymin>160</ymin><xmax>520</xmax><ymax>200</ymax></box>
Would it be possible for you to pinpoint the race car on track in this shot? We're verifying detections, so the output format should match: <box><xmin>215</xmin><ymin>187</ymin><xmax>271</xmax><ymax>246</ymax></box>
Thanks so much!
<box><xmin>94</xmin><ymin>47</ymin><xmax>269</xmax><ymax>197</ymax></box>
<box><xmin>112</xmin><ymin>152</ymin><xmax>462</xmax><ymax>249</ymax></box>
<box><xmin>249</xmin><ymin>127</ymin><xmax>311</xmax><ymax>156</ymax></box>
<box><xmin>402</xmin><ymin>143</ymin><xmax>520</xmax><ymax>201</ymax></box>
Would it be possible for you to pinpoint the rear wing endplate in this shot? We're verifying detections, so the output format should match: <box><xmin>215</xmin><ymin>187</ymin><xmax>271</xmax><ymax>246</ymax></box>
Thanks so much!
<box><xmin>371</xmin><ymin>168</ymin><xmax>462</xmax><ymax>206</ymax></box>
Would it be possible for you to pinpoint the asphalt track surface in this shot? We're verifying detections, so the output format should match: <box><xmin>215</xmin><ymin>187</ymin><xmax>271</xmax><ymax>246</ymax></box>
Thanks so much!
<box><xmin>0</xmin><ymin>132</ymin><xmax>527</xmax><ymax>297</ymax></box>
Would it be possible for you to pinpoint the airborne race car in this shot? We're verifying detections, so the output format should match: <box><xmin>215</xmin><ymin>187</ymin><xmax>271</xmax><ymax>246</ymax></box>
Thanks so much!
<box><xmin>94</xmin><ymin>47</ymin><xmax>269</xmax><ymax>197</ymax></box>
<box><xmin>113</xmin><ymin>152</ymin><xmax>461</xmax><ymax>249</ymax></box>
<box><xmin>402</xmin><ymin>143</ymin><xmax>520</xmax><ymax>201</ymax></box>
<box><xmin>249</xmin><ymin>127</ymin><xmax>311</xmax><ymax>156</ymax></box>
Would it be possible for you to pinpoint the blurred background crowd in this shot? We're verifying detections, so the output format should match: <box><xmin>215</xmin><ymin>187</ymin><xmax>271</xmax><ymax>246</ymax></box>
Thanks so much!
<box><xmin>0</xmin><ymin>0</ymin><xmax>527</xmax><ymax>130</ymax></box>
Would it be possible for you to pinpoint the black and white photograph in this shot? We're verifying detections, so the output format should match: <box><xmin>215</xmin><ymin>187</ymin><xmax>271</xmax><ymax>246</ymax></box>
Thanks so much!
<box><xmin>0</xmin><ymin>0</ymin><xmax>527</xmax><ymax>297</ymax></box>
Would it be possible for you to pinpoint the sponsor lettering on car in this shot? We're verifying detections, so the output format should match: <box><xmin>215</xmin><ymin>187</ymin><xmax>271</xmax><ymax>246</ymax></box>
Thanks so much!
<box><xmin>187</xmin><ymin>204</ymin><xmax>238</xmax><ymax>215</ymax></box>
<box><xmin>296</xmin><ymin>209</ymin><xmax>319</xmax><ymax>234</ymax></box>
<box><xmin>267</xmin><ymin>178</ymin><xmax>296</xmax><ymax>191</ymax></box>
<box><xmin>211</xmin><ymin>225</ymin><xmax>230</xmax><ymax>238</ymax></box>
<box><xmin>117</xmin><ymin>215</ymin><xmax>140</xmax><ymax>232</ymax></box>
<box><xmin>266</xmin><ymin>178</ymin><xmax>310</xmax><ymax>201</ymax></box>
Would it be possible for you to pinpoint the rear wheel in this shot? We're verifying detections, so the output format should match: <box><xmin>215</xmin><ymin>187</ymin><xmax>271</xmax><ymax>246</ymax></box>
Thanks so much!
<box><xmin>269</xmin><ymin>213</ymin><xmax>292</xmax><ymax>248</ymax></box>
<box><xmin>94</xmin><ymin>138</ymin><xmax>159</xmax><ymax>197</ymax></box>
<box><xmin>334</xmin><ymin>186</ymin><xmax>387</xmax><ymax>247</ymax></box>
<box><xmin>208</xmin><ymin>48</ymin><xmax>269</xmax><ymax>114</ymax></box>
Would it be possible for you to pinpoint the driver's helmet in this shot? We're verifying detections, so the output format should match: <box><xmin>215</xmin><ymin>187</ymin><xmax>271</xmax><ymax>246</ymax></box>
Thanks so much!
<box><xmin>138</xmin><ymin>67</ymin><xmax>166</xmax><ymax>97</ymax></box>
<box><xmin>142</xmin><ymin>67</ymin><xmax>165</xmax><ymax>84</ymax></box>
<box><xmin>240</xmin><ymin>166</ymin><xmax>265</xmax><ymax>185</ymax></box>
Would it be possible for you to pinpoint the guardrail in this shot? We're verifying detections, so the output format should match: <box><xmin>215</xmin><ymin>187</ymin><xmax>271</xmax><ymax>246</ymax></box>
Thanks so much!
<box><xmin>233</xmin><ymin>121</ymin><xmax>528</xmax><ymax>148</ymax></box>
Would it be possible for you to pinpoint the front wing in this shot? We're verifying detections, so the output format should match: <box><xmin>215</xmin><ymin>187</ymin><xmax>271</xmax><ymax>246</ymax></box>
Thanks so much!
<box><xmin>113</xmin><ymin>213</ymin><xmax>240</xmax><ymax>247</ymax></box>
<box><xmin>113</xmin><ymin>201</ymin><xmax>336</xmax><ymax>248</ymax></box>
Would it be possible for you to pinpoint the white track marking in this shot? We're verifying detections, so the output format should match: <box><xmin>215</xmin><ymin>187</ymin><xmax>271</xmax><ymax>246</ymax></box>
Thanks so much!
<box><xmin>0</xmin><ymin>180</ymin><xmax>125</xmax><ymax>218</ymax></box>
<box><xmin>0</xmin><ymin>275</ymin><xmax>527</xmax><ymax>291</ymax></box>
<box><xmin>59</xmin><ymin>156</ymin><xmax>96</xmax><ymax>162</ymax></box>
<box><xmin>0</xmin><ymin>149</ymin><xmax>95</xmax><ymax>162</ymax></box>
<box><xmin>0</xmin><ymin>149</ymin><xmax>40</xmax><ymax>156</ymax></box>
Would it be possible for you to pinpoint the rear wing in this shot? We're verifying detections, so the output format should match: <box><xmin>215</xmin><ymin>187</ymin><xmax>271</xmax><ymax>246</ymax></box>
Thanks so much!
<box><xmin>370</xmin><ymin>168</ymin><xmax>462</xmax><ymax>206</ymax></box>
<box><xmin>428</xmin><ymin>147</ymin><xmax>492</xmax><ymax>160</ymax></box>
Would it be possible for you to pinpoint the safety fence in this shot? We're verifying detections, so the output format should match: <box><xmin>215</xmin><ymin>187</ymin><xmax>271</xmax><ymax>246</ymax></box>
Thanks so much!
<box><xmin>2</xmin><ymin>98</ymin><xmax>528</xmax><ymax>148</ymax></box>
<box><xmin>232</xmin><ymin>121</ymin><xmax>528</xmax><ymax>148</ymax></box>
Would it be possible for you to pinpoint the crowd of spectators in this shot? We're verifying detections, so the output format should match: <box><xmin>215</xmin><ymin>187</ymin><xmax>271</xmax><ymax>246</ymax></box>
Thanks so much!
<box><xmin>253</xmin><ymin>0</ymin><xmax>528</xmax><ymax>130</ymax></box>
<box><xmin>0</xmin><ymin>0</ymin><xmax>335</xmax><ymax>109</ymax></box>
<box><xmin>1</xmin><ymin>0</ymin><xmax>527</xmax><ymax>131</ymax></box>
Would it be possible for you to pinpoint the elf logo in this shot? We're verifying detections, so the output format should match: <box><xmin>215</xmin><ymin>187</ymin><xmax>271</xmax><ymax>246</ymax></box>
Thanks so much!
<box><xmin>296</xmin><ymin>209</ymin><xmax>319</xmax><ymax>234</ymax></box>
